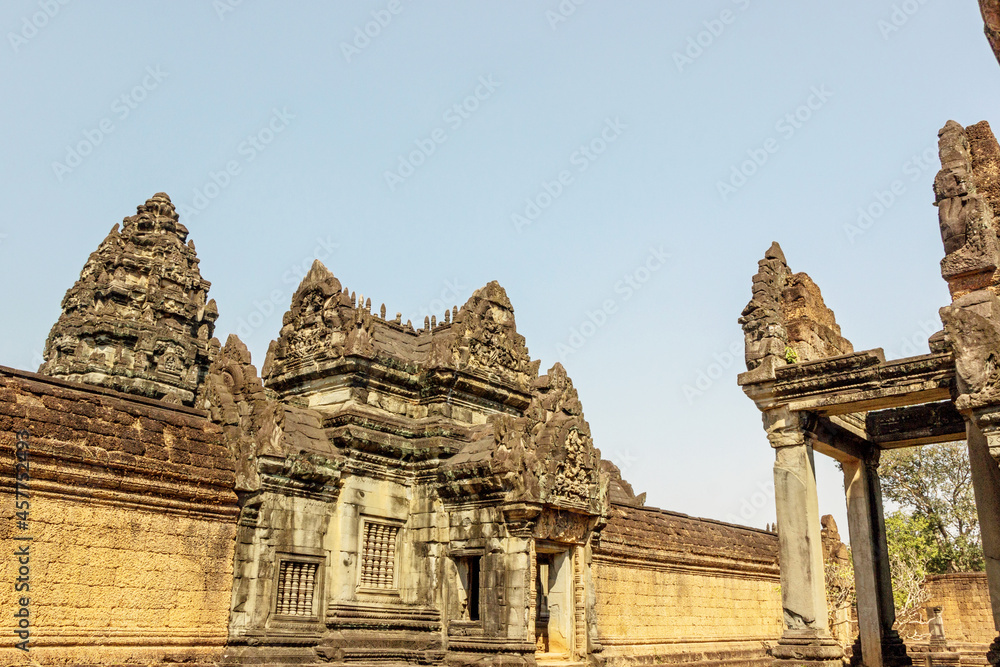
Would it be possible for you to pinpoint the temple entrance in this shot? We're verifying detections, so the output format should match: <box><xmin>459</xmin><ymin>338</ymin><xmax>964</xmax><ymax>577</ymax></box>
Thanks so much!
<box><xmin>535</xmin><ymin>545</ymin><xmax>573</xmax><ymax>660</ymax></box>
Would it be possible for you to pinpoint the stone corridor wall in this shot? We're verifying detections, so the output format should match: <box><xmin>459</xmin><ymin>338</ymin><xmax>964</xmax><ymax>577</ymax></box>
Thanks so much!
<box><xmin>924</xmin><ymin>572</ymin><xmax>994</xmax><ymax>644</ymax></box>
<box><xmin>0</xmin><ymin>366</ymin><xmax>238</xmax><ymax>666</ymax></box>
<box><xmin>592</xmin><ymin>504</ymin><xmax>782</xmax><ymax>667</ymax></box>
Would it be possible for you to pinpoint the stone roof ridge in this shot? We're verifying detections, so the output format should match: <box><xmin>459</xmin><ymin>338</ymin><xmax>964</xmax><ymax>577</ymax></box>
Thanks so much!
<box><xmin>39</xmin><ymin>193</ymin><xmax>219</xmax><ymax>407</ymax></box>
<box><xmin>739</xmin><ymin>242</ymin><xmax>852</xmax><ymax>384</ymax></box>
<box><xmin>607</xmin><ymin>501</ymin><xmax>780</xmax><ymax>538</ymax></box>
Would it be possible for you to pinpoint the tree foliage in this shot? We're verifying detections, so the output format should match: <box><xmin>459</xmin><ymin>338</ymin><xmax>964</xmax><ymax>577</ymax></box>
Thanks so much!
<box><xmin>825</xmin><ymin>557</ymin><xmax>855</xmax><ymax>641</ymax></box>
<box><xmin>879</xmin><ymin>442</ymin><xmax>983</xmax><ymax>573</ymax></box>
<box><xmin>884</xmin><ymin>511</ymin><xmax>934</xmax><ymax>635</ymax></box>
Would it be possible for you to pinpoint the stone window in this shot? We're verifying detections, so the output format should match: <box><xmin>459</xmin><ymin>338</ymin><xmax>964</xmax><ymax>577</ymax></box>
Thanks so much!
<box><xmin>275</xmin><ymin>559</ymin><xmax>319</xmax><ymax>617</ymax></box>
<box><xmin>359</xmin><ymin>520</ymin><xmax>400</xmax><ymax>590</ymax></box>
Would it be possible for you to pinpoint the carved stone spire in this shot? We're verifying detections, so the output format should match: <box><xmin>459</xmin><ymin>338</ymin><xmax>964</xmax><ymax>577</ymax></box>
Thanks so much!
<box><xmin>38</xmin><ymin>193</ymin><xmax>219</xmax><ymax>406</ymax></box>
<box><xmin>739</xmin><ymin>242</ymin><xmax>852</xmax><ymax>382</ymax></box>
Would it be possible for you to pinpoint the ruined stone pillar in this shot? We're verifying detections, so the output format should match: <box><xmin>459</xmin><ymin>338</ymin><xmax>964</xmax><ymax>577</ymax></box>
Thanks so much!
<box><xmin>963</xmin><ymin>414</ymin><xmax>1000</xmax><ymax>666</ymax></box>
<box><xmin>766</xmin><ymin>409</ymin><xmax>843</xmax><ymax>667</ymax></box>
<box><xmin>842</xmin><ymin>453</ymin><xmax>910</xmax><ymax>667</ymax></box>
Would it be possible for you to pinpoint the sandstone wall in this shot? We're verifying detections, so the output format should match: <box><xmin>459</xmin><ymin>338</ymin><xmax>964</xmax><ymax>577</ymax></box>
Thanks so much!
<box><xmin>924</xmin><ymin>572</ymin><xmax>994</xmax><ymax>644</ymax></box>
<box><xmin>592</xmin><ymin>504</ymin><xmax>782</xmax><ymax>667</ymax></box>
<box><xmin>0</xmin><ymin>366</ymin><xmax>238</xmax><ymax>666</ymax></box>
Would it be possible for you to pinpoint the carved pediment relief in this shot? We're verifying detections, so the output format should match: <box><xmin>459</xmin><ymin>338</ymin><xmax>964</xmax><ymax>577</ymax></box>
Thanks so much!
<box><xmin>430</xmin><ymin>281</ymin><xmax>539</xmax><ymax>391</ymax></box>
<box><xmin>263</xmin><ymin>260</ymin><xmax>376</xmax><ymax>387</ymax></box>
<box><xmin>490</xmin><ymin>363</ymin><xmax>608</xmax><ymax>517</ymax></box>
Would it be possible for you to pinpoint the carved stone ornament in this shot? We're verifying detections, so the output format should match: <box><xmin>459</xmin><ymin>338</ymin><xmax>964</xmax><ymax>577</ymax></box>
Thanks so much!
<box><xmin>739</xmin><ymin>242</ymin><xmax>852</xmax><ymax>384</ymax></box>
<box><xmin>263</xmin><ymin>260</ymin><xmax>375</xmax><ymax>387</ymax></box>
<box><xmin>491</xmin><ymin>363</ymin><xmax>608</xmax><ymax>516</ymax></box>
<box><xmin>430</xmin><ymin>281</ymin><xmax>540</xmax><ymax>392</ymax></box>
<box><xmin>940</xmin><ymin>304</ymin><xmax>1000</xmax><ymax>410</ymax></box>
<box><xmin>39</xmin><ymin>193</ymin><xmax>219</xmax><ymax>406</ymax></box>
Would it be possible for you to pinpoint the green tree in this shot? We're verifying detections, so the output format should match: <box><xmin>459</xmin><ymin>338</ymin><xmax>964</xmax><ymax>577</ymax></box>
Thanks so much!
<box><xmin>879</xmin><ymin>442</ymin><xmax>983</xmax><ymax>573</ymax></box>
<box><xmin>884</xmin><ymin>511</ymin><xmax>935</xmax><ymax>634</ymax></box>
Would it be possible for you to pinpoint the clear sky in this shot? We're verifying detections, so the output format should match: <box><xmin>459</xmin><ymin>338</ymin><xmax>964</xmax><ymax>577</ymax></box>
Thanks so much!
<box><xmin>2</xmin><ymin>1</ymin><xmax>998</xmax><ymax>536</ymax></box>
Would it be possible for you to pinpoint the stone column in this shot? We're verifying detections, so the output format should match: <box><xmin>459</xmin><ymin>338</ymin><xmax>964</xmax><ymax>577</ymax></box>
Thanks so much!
<box><xmin>963</xmin><ymin>414</ymin><xmax>1000</xmax><ymax>666</ymax></box>
<box><xmin>842</xmin><ymin>453</ymin><xmax>910</xmax><ymax>667</ymax></box>
<box><xmin>766</xmin><ymin>409</ymin><xmax>843</xmax><ymax>667</ymax></box>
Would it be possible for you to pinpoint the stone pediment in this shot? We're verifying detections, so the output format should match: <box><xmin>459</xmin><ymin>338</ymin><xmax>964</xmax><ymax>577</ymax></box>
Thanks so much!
<box><xmin>263</xmin><ymin>260</ymin><xmax>376</xmax><ymax>389</ymax></box>
<box><xmin>739</xmin><ymin>242</ymin><xmax>852</xmax><ymax>384</ymax></box>
<box><xmin>428</xmin><ymin>281</ymin><xmax>539</xmax><ymax>393</ymax></box>
<box><xmin>443</xmin><ymin>363</ymin><xmax>609</xmax><ymax>517</ymax></box>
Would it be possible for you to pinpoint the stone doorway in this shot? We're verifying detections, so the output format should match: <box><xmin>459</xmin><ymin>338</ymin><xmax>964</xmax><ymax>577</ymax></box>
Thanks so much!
<box><xmin>535</xmin><ymin>545</ymin><xmax>574</xmax><ymax>660</ymax></box>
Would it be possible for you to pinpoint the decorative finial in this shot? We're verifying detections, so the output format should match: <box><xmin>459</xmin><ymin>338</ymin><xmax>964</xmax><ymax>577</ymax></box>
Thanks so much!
<box><xmin>350</xmin><ymin>291</ymin><xmax>356</xmax><ymax>307</ymax></box>
<box><xmin>380</xmin><ymin>303</ymin><xmax>386</xmax><ymax>319</ymax></box>
<box><xmin>452</xmin><ymin>306</ymin><xmax>458</xmax><ymax>321</ymax></box>
<box><xmin>395</xmin><ymin>312</ymin><xmax>401</xmax><ymax>324</ymax></box>
<box><xmin>431</xmin><ymin>315</ymin><xmax>436</xmax><ymax>328</ymax></box>
<box><xmin>365</xmin><ymin>297</ymin><xmax>371</xmax><ymax>312</ymax></box>
<box><xmin>444</xmin><ymin>309</ymin><xmax>450</xmax><ymax>324</ymax></box>
<box><xmin>424</xmin><ymin>316</ymin><xmax>430</xmax><ymax>330</ymax></box>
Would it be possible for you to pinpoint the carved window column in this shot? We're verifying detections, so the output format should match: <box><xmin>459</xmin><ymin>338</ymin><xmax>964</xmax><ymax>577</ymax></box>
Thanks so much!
<box><xmin>765</xmin><ymin>408</ymin><xmax>843</xmax><ymax>667</ymax></box>
<box><xmin>842</xmin><ymin>451</ymin><xmax>910</xmax><ymax>667</ymax></box>
<box><xmin>962</xmin><ymin>410</ymin><xmax>1000</xmax><ymax>666</ymax></box>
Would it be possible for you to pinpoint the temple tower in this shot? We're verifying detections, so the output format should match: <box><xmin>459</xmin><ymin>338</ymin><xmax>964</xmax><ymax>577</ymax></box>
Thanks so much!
<box><xmin>38</xmin><ymin>192</ymin><xmax>219</xmax><ymax>406</ymax></box>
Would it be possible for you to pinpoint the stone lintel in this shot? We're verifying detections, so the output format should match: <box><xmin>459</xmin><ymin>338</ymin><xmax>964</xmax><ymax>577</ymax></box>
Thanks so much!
<box><xmin>743</xmin><ymin>351</ymin><xmax>955</xmax><ymax>416</ymax></box>
<box><xmin>865</xmin><ymin>401</ymin><xmax>966</xmax><ymax>448</ymax></box>
<box><xmin>810</xmin><ymin>415</ymin><xmax>875</xmax><ymax>464</ymax></box>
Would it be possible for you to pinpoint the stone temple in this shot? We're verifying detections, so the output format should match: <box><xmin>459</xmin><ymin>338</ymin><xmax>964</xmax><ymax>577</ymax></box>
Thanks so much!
<box><xmin>8</xmin><ymin>9</ymin><xmax>1000</xmax><ymax>662</ymax></box>
<box><xmin>0</xmin><ymin>192</ymin><xmax>786</xmax><ymax>666</ymax></box>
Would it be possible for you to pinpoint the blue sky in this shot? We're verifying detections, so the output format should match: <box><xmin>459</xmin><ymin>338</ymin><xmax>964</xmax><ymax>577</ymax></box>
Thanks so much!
<box><xmin>2</xmin><ymin>1</ymin><xmax>997</xmax><ymax>534</ymax></box>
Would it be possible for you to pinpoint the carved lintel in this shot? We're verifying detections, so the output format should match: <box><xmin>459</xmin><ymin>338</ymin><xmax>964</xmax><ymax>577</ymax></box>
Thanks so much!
<box><xmin>532</xmin><ymin>508</ymin><xmax>595</xmax><ymax>544</ymax></box>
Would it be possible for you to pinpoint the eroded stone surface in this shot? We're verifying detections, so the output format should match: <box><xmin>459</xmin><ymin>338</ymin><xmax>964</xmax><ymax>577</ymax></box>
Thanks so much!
<box><xmin>38</xmin><ymin>193</ymin><xmax>219</xmax><ymax>406</ymax></box>
<box><xmin>739</xmin><ymin>242</ymin><xmax>852</xmax><ymax>383</ymax></box>
<box><xmin>981</xmin><ymin>1</ymin><xmax>1000</xmax><ymax>67</ymax></box>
